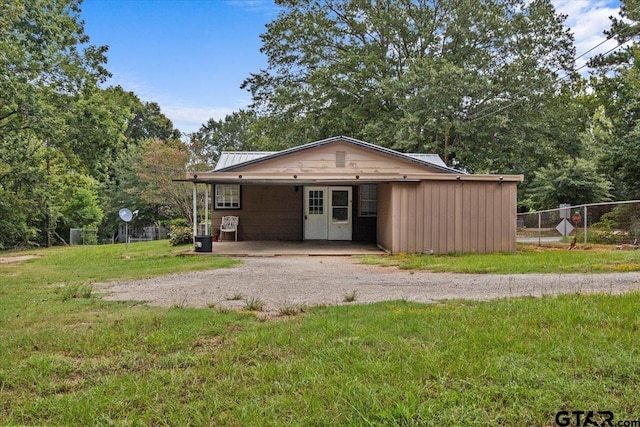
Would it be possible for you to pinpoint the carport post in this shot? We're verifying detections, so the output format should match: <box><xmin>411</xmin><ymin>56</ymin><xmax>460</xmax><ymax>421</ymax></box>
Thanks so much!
<box><xmin>204</xmin><ymin>184</ymin><xmax>208</xmax><ymax>234</ymax></box>
<box><xmin>192</xmin><ymin>183</ymin><xmax>197</xmax><ymax>243</ymax></box>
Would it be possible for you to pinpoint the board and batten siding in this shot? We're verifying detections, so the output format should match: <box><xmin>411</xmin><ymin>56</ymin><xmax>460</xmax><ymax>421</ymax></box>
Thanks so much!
<box><xmin>378</xmin><ymin>180</ymin><xmax>517</xmax><ymax>254</ymax></box>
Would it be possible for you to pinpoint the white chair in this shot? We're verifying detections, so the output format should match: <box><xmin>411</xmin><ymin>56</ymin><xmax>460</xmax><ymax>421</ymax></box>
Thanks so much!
<box><xmin>220</xmin><ymin>216</ymin><xmax>239</xmax><ymax>241</ymax></box>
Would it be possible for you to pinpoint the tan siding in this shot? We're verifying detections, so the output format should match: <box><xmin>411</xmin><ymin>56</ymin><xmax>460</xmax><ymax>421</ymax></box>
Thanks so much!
<box><xmin>449</xmin><ymin>184</ymin><xmax>458</xmax><ymax>253</ymax></box>
<box><xmin>479</xmin><ymin>184</ymin><xmax>488</xmax><ymax>253</ymax></box>
<box><xmin>459</xmin><ymin>183</ymin><xmax>473</xmax><ymax>252</ymax></box>
<box><xmin>508</xmin><ymin>183</ymin><xmax>517</xmax><ymax>251</ymax></box>
<box><xmin>232</xmin><ymin>140</ymin><xmax>447</xmax><ymax>175</ymax></box>
<box><xmin>431</xmin><ymin>185</ymin><xmax>442</xmax><ymax>253</ymax></box>
<box><xmin>484</xmin><ymin>185</ymin><xmax>501</xmax><ymax>252</ymax></box>
<box><xmin>437</xmin><ymin>186</ymin><xmax>446</xmax><ymax>253</ymax></box>
<box><xmin>408</xmin><ymin>184</ymin><xmax>418</xmax><ymax>253</ymax></box>
<box><xmin>376</xmin><ymin>183</ymin><xmax>393</xmax><ymax>251</ymax></box>
<box><xmin>416</xmin><ymin>182</ymin><xmax>425</xmax><ymax>253</ymax></box>
<box><xmin>386</xmin><ymin>181</ymin><xmax>518</xmax><ymax>254</ymax></box>
<box><xmin>454</xmin><ymin>182</ymin><xmax>463</xmax><ymax>252</ymax></box>
<box><xmin>392</xmin><ymin>185</ymin><xmax>402</xmax><ymax>252</ymax></box>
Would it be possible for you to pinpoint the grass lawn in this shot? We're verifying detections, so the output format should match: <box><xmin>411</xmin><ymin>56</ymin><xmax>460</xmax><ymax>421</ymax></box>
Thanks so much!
<box><xmin>360</xmin><ymin>244</ymin><xmax>640</xmax><ymax>273</ymax></box>
<box><xmin>1</xmin><ymin>241</ymin><xmax>639</xmax><ymax>426</ymax></box>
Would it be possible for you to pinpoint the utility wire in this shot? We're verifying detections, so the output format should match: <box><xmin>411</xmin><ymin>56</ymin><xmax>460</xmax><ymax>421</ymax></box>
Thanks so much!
<box><xmin>467</xmin><ymin>10</ymin><xmax>638</xmax><ymax>123</ymax></box>
<box><xmin>468</xmin><ymin>40</ymin><xmax>629</xmax><ymax>123</ymax></box>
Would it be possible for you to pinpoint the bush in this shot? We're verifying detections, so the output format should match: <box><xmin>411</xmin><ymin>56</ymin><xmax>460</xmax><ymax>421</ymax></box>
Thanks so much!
<box><xmin>575</xmin><ymin>228</ymin><xmax>630</xmax><ymax>245</ymax></box>
<box><xmin>168</xmin><ymin>225</ymin><xmax>192</xmax><ymax>246</ymax></box>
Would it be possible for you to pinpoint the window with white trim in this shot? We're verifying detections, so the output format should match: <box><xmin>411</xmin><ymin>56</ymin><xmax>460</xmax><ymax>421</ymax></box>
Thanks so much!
<box><xmin>359</xmin><ymin>184</ymin><xmax>377</xmax><ymax>217</ymax></box>
<box><xmin>215</xmin><ymin>184</ymin><xmax>241</xmax><ymax>209</ymax></box>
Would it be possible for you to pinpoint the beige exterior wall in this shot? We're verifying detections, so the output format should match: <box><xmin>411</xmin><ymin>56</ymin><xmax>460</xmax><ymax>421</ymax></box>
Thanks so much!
<box><xmin>378</xmin><ymin>180</ymin><xmax>518</xmax><ymax>254</ymax></box>
<box><xmin>376</xmin><ymin>183</ymin><xmax>393</xmax><ymax>251</ymax></box>
<box><xmin>230</xmin><ymin>140</ymin><xmax>445</xmax><ymax>175</ymax></box>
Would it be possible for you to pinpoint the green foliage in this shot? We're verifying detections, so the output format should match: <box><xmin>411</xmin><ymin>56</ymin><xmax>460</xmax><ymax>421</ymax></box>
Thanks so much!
<box><xmin>590</xmin><ymin>0</ymin><xmax>640</xmax><ymax>199</ymax></box>
<box><xmin>189</xmin><ymin>110</ymin><xmax>264</xmax><ymax>169</ymax></box>
<box><xmin>360</xmin><ymin>247</ymin><xmax>640</xmax><ymax>273</ymax></box>
<box><xmin>526</xmin><ymin>158</ymin><xmax>612</xmax><ymax>210</ymax></box>
<box><xmin>58</xmin><ymin>282</ymin><xmax>94</xmax><ymax>301</ymax></box>
<box><xmin>0</xmin><ymin>240</ymin><xmax>238</xmax><ymax>285</ymax></box>
<box><xmin>599</xmin><ymin>204</ymin><xmax>640</xmax><ymax>238</ymax></box>
<box><xmin>0</xmin><ymin>5</ymin><xmax>185</xmax><ymax>249</ymax></box>
<box><xmin>243</xmin><ymin>297</ymin><xmax>264</xmax><ymax>311</ymax></box>
<box><xmin>1</xmin><ymin>251</ymin><xmax>640</xmax><ymax>426</ymax></box>
<box><xmin>168</xmin><ymin>225</ymin><xmax>192</xmax><ymax>246</ymax></box>
<box><xmin>242</xmin><ymin>0</ymin><xmax>578</xmax><ymax>177</ymax></box>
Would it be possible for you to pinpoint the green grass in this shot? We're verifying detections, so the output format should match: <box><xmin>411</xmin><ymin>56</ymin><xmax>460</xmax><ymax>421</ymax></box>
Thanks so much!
<box><xmin>1</xmin><ymin>242</ymin><xmax>640</xmax><ymax>425</ymax></box>
<box><xmin>360</xmin><ymin>244</ymin><xmax>640</xmax><ymax>273</ymax></box>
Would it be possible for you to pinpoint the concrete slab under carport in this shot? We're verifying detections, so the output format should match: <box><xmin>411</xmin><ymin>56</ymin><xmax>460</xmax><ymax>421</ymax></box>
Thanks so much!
<box><xmin>196</xmin><ymin>240</ymin><xmax>386</xmax><ymax>256</ymax></box>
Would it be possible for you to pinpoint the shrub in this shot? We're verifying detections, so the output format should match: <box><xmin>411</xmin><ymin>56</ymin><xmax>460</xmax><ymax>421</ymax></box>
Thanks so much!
<box><xmin>168</xmin><ymin>225</ymin><xmax>192</xmax><ymax>246</ymax></box>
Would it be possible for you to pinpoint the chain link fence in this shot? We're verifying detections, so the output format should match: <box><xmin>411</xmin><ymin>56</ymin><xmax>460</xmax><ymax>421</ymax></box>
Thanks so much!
<box><xmin>69</xmin><ymin>228</ymin><xmax>98</xmax><ymax>245</ymax></box>
<box><xmin>517</xmin><ymin>200</ymin><xmax>640</xmax><ymax>248</ymax></box>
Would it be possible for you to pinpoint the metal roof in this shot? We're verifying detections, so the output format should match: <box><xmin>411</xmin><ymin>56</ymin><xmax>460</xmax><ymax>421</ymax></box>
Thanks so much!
<box><xmin>404</xmin><ymin>153</ymin><xmax>447</xmax><ymax>168</ymax></box>
<box><xmin>213</xmin><ymin>136</ymin><xmax>465</xmax><ymax>174</ymax></box>
<box><xmin>214</xmin><ymin>152</ymin><xmax>277</xmax><ymax>171</ymax></box>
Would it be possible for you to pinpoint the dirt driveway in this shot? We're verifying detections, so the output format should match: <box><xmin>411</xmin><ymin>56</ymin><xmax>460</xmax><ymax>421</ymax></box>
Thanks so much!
<box><xmin>96</xmin><ymin>256</ymin><xmax>640</xmax><ymax>312</ymax></box>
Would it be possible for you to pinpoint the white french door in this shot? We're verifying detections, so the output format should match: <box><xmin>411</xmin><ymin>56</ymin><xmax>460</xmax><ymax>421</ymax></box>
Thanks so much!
<box><xmin>304</xmin><ymin>186</ymin><xmax>352</xmax><ymax>240</ymax></box>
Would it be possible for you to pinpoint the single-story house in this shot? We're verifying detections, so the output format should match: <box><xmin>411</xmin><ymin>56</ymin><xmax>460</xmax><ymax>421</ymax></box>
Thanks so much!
<box><xmin>183</xmin><ymin>136</ymin><xmax>523</xmax><ymax>254</ymax></box>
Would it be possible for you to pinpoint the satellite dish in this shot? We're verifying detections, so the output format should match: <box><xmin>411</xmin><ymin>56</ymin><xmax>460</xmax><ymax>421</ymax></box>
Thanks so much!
<box><xmin>119</xmin><ymin>208</ymin><xmax>133</xmax><ymax>222</ymax></box>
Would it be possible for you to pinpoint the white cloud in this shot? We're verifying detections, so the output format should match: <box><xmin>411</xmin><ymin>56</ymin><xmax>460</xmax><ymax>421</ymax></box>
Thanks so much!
<box><xmin>552</xmin><ymin>0</ymin><xmax>622</xmax><ymax>69</ymax></box>
<box><xmin>226</xmin><ymin>0</ymin><xmax>279</xmax><ymax>14</ymax></box>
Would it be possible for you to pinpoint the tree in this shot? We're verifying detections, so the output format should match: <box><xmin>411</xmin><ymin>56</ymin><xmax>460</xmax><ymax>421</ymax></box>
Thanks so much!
<box><xmin>242</xmin><ymin>0</ymin><xmax>578</xmax><ymax>177</ymax></box>
<box><xmin>589</xmin><ymin>0</ymin><xmax>640</xmax><ymax>199</ymax></box>
<box><xmin>0</xmin><ymin>0</ymin><xmax>110</xmax><ymax>247</ymax></box>
<box><xmin>135</xmin><ymin>140</ymin><xmax>194</xmax><ymax>226</ymax></box>
<box><xmin>0</xmin><ymin>0</ymin><xmax>109</xmax><ymax>136</ymax></box>
<box><xmin>526</xmin><ymin>158</ymin><xmax>612</xmax><ymax>209</ymax></box>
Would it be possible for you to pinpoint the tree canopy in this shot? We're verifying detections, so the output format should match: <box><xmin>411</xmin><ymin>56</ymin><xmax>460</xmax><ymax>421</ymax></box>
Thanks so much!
<box><xmin>0</xmin><ymin>0</ymin><xmax>188</xmax><ymax>249</ymax></box>
<box><xmin>242</xmin><ymin>0</ymin><xmax>578</xmax><ymax>177</ymax></box>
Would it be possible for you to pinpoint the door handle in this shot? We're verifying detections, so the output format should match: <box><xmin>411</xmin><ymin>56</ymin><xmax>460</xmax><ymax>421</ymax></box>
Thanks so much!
<box><xmin>304</xmin><ymin>215</ymin><xmax>308</xmax><ymax>220</ymax></box>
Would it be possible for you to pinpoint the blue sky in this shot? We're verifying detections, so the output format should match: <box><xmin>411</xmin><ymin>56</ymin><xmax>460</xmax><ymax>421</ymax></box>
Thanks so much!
<box><xmin>80</xmin><ymin>0</ymin><xmax>622</xmax><ymax>135</ymax></box>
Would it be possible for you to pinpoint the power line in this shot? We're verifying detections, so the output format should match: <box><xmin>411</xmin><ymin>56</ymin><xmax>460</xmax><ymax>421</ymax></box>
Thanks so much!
<box><xmin>468</xmin><ymin>39</ymin><xmax>628</xmax><ymax>123</ymax></box>
<box><xmin>467</xmin><ymin>9</ymin><xmax>637</xmax><ymax>123</ymax></box>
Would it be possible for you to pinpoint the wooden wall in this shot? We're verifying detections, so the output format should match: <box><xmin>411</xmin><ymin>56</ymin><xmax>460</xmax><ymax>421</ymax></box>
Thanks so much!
<box><xmin>379</xmin><ymin>180</ymin><xmax>518</xmax><ymax>254</ymax></box>
<box><xmin>213</xmin><ymin>185</ymin><xmax>303</xmax><ymax>241</ymax></box>
<box><xmin>232</xmin><ymin>140</ymin><xmax>444</xmax><ymax>174</ymax></box>
<box><xmin>376</xmin><ymin>183</ymin><xmax>394</xmax><ymax>251</ymax></box>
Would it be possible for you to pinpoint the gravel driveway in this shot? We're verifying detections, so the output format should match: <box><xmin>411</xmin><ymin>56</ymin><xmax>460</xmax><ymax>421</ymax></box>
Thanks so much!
<box><xmin>96</xmin><ymin>256</ymin><xmax>640</xmax><ymax>312</ymax></box>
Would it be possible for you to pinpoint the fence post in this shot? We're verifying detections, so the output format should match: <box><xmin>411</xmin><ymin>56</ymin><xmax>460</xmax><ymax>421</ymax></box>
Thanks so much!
<box><xmin>538</xmin><ymin>212</ymin><xmax>541</xmax><ymax>246</ymax></box>
<box><xmin>583</xmin><ymin>205</ymin><xmax>588</xmax><ymax>244</ymax></box>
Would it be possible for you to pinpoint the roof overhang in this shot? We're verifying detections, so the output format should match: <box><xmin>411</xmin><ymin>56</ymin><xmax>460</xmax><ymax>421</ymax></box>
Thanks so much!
<box><xmin>213</xmin><ymin>136</ymin><xmax>466</xmax><ymax>175</ymax></box>
<box><xmin>177</xmin><ymin>171</ymin><xmax>524</xmax><ymax>185</ymax></box>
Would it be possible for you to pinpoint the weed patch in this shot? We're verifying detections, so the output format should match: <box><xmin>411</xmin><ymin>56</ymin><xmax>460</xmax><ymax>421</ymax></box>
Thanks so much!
<box><xmin>360</xmin><ymin>245</ymin><xmax>640</xmax><ymax>273</ymax></box>
<box><xmin>244</xmin><ymin>297</ymin><xmax>264</xmax><ymax>311</ymax></box>
<box><xmin>343</xmin><ymin>290</ymin><xmax>358</xmax><ymax>302</ymax></box>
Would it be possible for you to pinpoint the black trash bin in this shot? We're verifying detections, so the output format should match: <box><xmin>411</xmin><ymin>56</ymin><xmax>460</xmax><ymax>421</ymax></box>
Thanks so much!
<box><xmin>194</xmin><ymin>235</ymin><xmax>212</xmax><ymax>252</ymax></box>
